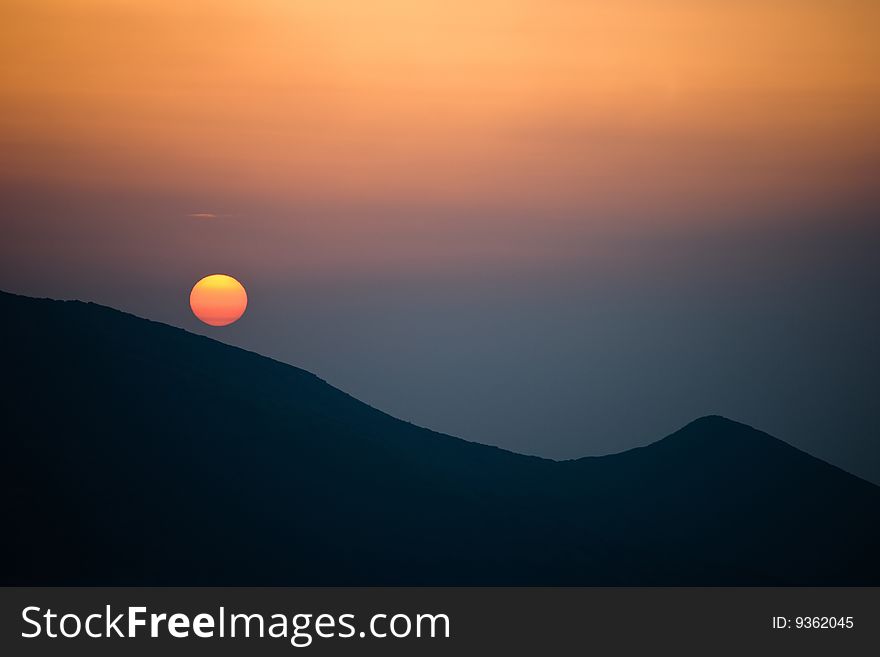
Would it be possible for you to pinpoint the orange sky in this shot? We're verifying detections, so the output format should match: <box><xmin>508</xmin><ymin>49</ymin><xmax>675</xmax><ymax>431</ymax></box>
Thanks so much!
<box><xmin>2</xmin><ymin>0</ymin><xmax>877</xmax><ymax>224</ymax></box>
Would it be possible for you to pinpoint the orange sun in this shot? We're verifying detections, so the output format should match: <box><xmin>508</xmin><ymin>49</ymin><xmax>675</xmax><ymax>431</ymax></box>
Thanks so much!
<box><xmin>190</xmin><ymin>274</ymin><xmax>248</xmax><ymax>327</ymax></box>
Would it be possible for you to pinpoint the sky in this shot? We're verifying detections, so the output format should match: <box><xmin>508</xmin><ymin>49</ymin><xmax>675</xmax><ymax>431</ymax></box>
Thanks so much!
<box><xmin>2</xmin><ymin>0</ymin><xmax>879</xmax><ymax>481</ymax></box>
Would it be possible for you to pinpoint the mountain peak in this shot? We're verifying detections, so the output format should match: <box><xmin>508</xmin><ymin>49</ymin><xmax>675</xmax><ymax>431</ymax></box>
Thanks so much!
<box><xmin>661</xmin><ymin>414</ymin><xmax>773</xmax><ymax>448</ymax></box>
<box><xmin>686</xmin><ymin>414</ymin><xmax>743</xmax><ymax>428</ymax></box>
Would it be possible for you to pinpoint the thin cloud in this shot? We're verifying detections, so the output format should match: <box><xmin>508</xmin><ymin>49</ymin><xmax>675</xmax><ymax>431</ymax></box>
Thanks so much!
<box><xmin>186</xmin><ymin>212</ymin><xmax>237</xmax><ymax>220</ymax></box>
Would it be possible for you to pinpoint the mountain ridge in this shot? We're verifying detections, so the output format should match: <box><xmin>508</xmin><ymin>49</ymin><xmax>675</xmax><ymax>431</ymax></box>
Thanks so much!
<box><xmin>1</xmin><ymin>290</ymin><xmax>878</xmax><ymax>585</ymax></box>
<box><xmin>2</xmin><ymin>291</ymin><xmax>854</xmax><ymax>473</ymax></box>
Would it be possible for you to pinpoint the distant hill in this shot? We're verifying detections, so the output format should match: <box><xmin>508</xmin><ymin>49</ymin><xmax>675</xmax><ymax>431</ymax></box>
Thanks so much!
<box><xmin>2</xmin><ymin>290</ymin><xmax>878</xmax><ymax>584</ymax></box>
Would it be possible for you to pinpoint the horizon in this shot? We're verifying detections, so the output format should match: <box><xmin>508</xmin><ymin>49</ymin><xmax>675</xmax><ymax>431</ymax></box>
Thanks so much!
<box><xmin>4</xmin><ymin>287</ymin><xmax>877</xmax><ymax>486</ymax></box>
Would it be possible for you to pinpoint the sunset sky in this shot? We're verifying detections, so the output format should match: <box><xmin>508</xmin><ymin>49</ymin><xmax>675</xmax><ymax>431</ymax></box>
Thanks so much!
<box><xmin>2</xmin><ymin>1</ymin><xmax>878</xmax><ymax>480</ymax></box>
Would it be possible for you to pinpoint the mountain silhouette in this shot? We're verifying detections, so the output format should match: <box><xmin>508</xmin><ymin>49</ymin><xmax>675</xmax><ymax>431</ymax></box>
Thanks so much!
<box><xmin>2</xmin><ymin>290</ymin><xmax>878</xmax><ymax>585</ymax></box>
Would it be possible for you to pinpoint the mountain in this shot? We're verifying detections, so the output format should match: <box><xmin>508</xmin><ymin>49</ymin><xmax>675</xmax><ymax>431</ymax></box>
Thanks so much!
<box><xmin>2</xmin><ymin>290</ymin><xmax>878</xmax><ymax>585</ymax></box>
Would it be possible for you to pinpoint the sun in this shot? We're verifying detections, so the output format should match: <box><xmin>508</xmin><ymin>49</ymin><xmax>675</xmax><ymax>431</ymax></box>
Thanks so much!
<box><xmin>190</xmin><ymin>274</ymin><xmax>248</xmax><ymax>327</ymax></box>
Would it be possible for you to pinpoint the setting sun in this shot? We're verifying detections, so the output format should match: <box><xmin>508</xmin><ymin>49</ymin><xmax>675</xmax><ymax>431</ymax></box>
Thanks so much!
<box><xmin>190</xmin><ymin>274</ymin><xmax>247</xmax><ymax>327</ymax></box>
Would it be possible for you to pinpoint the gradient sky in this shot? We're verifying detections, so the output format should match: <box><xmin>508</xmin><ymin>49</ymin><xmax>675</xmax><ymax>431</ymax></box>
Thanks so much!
<box><xmin>2</xmin><ymin>1</ymin><xmax>878</xmax><ymax>481</ymax></box>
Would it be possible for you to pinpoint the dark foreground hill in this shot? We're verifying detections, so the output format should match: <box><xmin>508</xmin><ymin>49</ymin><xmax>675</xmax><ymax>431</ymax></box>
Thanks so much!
<box><xmin>2</xmin><ymin>291</ymin><xmax>878</xmax><ymax>585</ymax></box>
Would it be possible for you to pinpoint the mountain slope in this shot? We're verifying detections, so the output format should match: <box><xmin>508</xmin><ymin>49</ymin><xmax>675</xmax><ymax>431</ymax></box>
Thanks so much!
<box><xmin>1</xmin><ymin>291</ymin><xmax>878</xmax><ymax>584</ymax></box>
